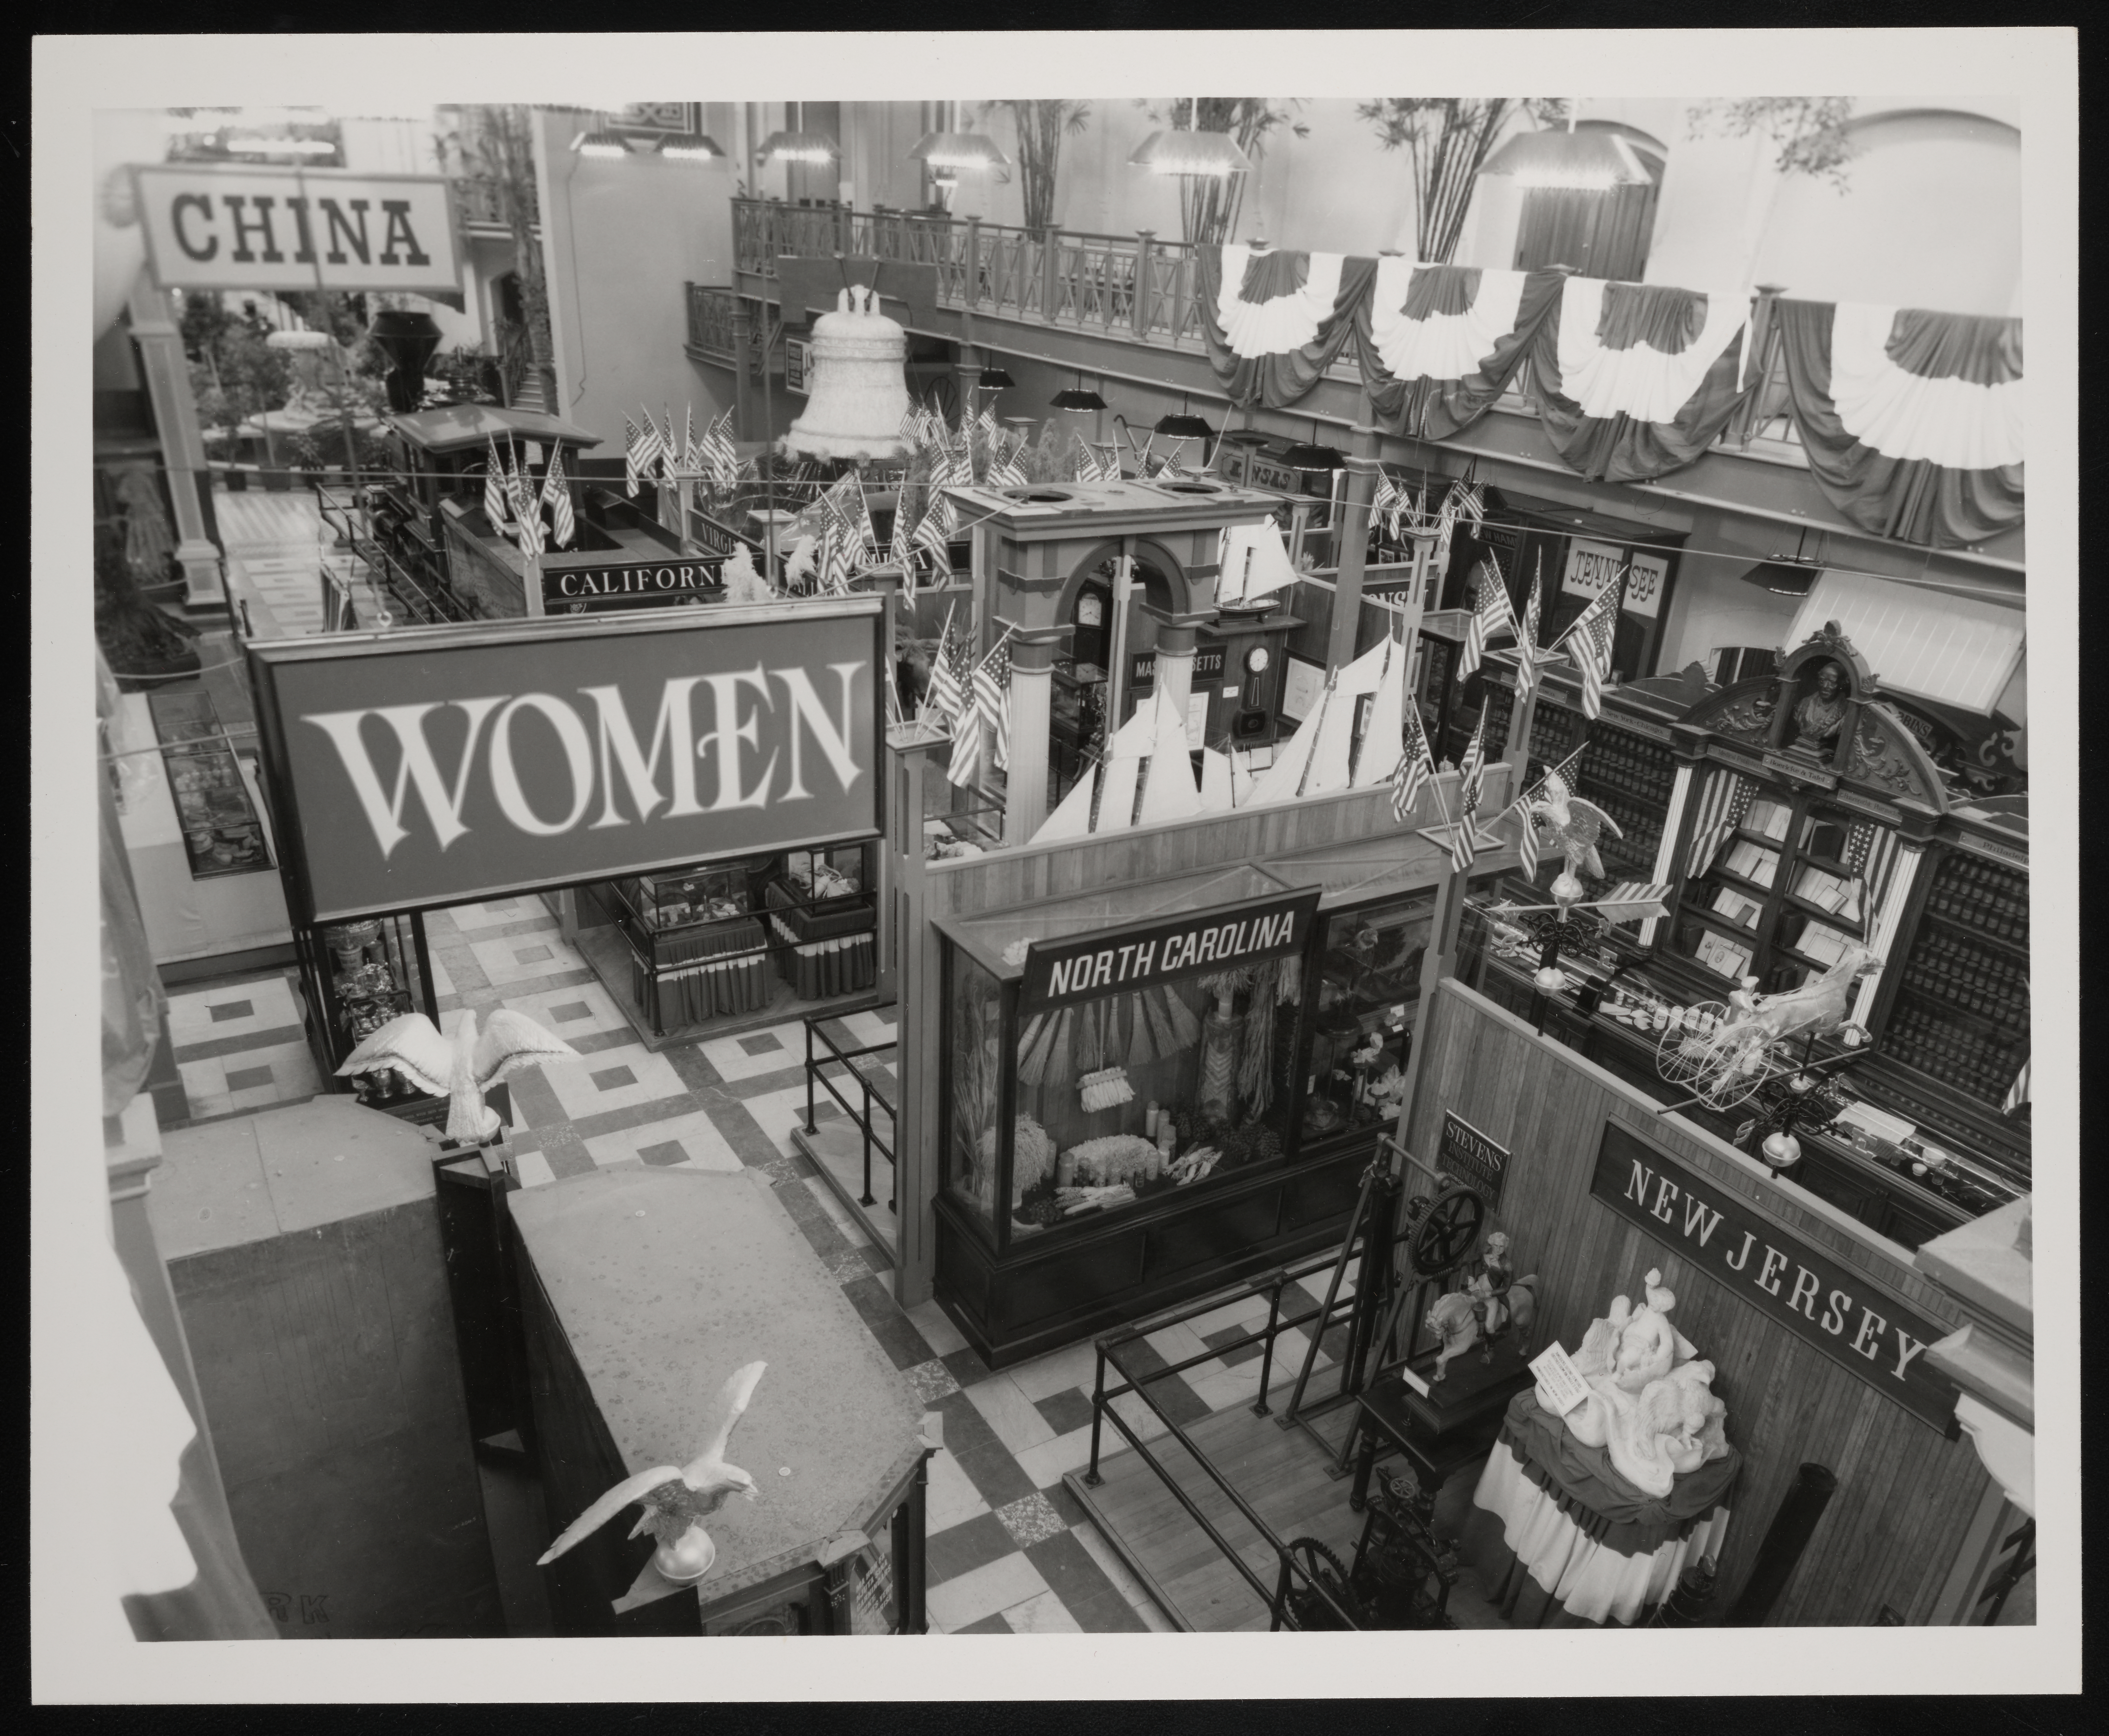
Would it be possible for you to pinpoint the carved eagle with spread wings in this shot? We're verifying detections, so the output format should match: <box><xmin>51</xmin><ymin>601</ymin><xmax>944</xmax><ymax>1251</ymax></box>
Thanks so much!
<box><xmin>536</xmin><ymin>1362</ymin><xmax>768</xmax><ymax>1580</ymax></box>
<box><xmin>1528</xmin><ymin>769</ymin><xmax>1624</xmax><ymax>884</ymax></box>
<box><xmin>336</xmin><ymin>1007</ymin><xmax>581</xmax><ymax>1144</ymax></box>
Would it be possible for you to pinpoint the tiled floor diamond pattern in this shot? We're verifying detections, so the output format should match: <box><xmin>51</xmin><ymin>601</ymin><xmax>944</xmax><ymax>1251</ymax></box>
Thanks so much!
<box><xmin>160</xmin><ymin>894</ymin><xmax>1352</xmax><ymax>1633</ymax></box>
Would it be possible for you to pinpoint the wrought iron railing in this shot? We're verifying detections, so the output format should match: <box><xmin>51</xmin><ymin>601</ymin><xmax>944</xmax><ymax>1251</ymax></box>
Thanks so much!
<box><xmin>801</xmin><ymin>1009</ymin><xmax>898</xmax><ymax>1214</ymax></box>
<box><xmin>1081</xmin><ymin>1252</ymin><xmax>1370</xmax><ymax>1631</ymax></box>
<box><xmin>451</xmin><ymin>174</ymin><xmax>536</xmax><ymax>230</ymax></box>
<box><xmin>684</xmin><ymin>283</ymin><xmax>740</xmax><ymax>363</ymax></box>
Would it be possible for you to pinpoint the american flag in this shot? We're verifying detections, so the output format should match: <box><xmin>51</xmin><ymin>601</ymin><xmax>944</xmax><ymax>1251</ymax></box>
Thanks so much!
<box><xmin>945</xmin><ymin>656</ymin><xmax>985</xmax><ymax>787</ymax></box>
<box><xmin>924</xmin><ymin>621</ymin><xmax>968</xmax><ymax>727</ymax></box>
<box><xmin>682</xmin><ymin>405</ymin><xmax>703</xmax><ymax>477</ymax></box>
<box><xmin>914</xmin><ymin>489</ymin><xmax>956</xmax><ymax>575</ymax></box>
<box><xmin>634</xmin><ymin>405</ymin><xmax>665</xmax><ymax>480</ymax></box>
<box><xmin>1458</xmin><ymin>557</ymin><xmax>1516</xmax><ymax>677</ymax></box>
<box><xmin>1448</xmin><ymin>476</ymin><xmax>1486</xmax><ymax>531</ymax></box>
<box><xmin>2003</xmin><ymin>1057</ymin><xmax>2031</xmax><ymax>1115</ymax></box>
<box><xmin>1684</xmin><ymin>768</ymin><xmax>1751</xmax><ymax>879</ymax></box>
<box><xmin>507</xmin><ymin>445</ymin><xmax>544</xmax><ymax>556</ymax></box>
<box><xmin>623</xmin><ymin>414</ymin><xmax>649</xmax><ymax>497</ymax></box>
<box><xmin>888</xmin><ymin>495</ymin><xmax>914</xmax><ymax>576</ymax></box>
<box><xmin>974</xmin><ymin>636</ymin><xmax>1012</xmax><ymax>773</ymax></box>
<box><xmin>541</xmin><ymin>446</ymin><xmax>576</xmax><ymax>549</ymax></box>
<box><xmin>707</xmin><ymin>412</ymin><xmax>740</xmax><ymax>492</ymax></box>
<box><xmin>484</xmin><ymin>436</ymin><xmax>510</xmax><ymax>529</ymax></box>
<box><xmin>659</xmin><ymin>406</ymin><xmax>681</xmax><ymax>484</ymax></box>
<box><xmin>1390</xmin><ymin>701</ymin><xmax>1435</xmax><ymax>822</ymax></box>
<box><xmin>820</xmin><ymin>527</ymin><xmax>856</xmax><ymax>595</ymax></box>
<box><xmin>852</xmin><ymin>480</ymin><xmax>880</xmax><ymax>555</ymax></box>
<box><xmin>1514</xmin><ymin>554</ymin><xmax>1545</xmax><ymax>699</ymax></box>
<box><xmin>1448</xmin><ymin>716</ymin><xmax>1488</xmax><ymax>872</ymax></box>
<box><xmin>988</xmin><ymin>443</ymin><xmax>1028</xmax><ymax>488</ymax></box>
<box><xmin>1563</xmin><ymin>583</ymin><xmax>1620</xmax><ymax>718</ymax></box>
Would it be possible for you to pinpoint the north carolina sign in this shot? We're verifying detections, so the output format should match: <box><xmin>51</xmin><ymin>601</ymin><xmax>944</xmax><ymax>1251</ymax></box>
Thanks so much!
<box><xmin>247</xmin><ymin>603</ymin><xmax>885</xmax><ymax>922</ymax></box>
<box><xmin>130</xmin><ymin>164</ymin><xmax>463</xmax><ymax>294</ymax></box>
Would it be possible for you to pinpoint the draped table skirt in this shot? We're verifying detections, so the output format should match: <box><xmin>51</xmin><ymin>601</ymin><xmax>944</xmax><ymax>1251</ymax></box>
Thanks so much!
<box><xmin>1461</xmin><ymin>1389</ymin><xmax>1737</xmax><ymax>1627</ymax></box>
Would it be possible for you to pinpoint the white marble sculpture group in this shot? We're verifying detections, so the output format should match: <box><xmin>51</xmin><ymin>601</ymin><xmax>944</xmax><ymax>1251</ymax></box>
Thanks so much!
<box><xmin>1534</xmin><ymin>1270</ymin><xmax>1731</xmax><ymax>1499</ymax></box>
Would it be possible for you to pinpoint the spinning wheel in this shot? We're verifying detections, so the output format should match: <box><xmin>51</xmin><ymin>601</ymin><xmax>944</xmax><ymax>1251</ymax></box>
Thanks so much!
<box><xmin>1280</xmin><ymin>1536</ymin><xmax>1365</xmax><ymax>1631</ymax></box>
<box><xmin>1655</xmin><ymin>1001</ymin><xmax>1778</xmax><ymax>1110</ymax></box>
<box><xmin>1405</xmin><ymin>1185</ymin><xmax>1485</xmax><ymax>1280</ymax></box>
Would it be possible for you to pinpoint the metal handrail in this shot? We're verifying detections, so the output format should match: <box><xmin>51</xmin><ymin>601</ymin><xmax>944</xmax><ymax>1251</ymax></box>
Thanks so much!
<box><xmin>1080</xmin><ymin>1254</ymin><xmax>1368</xmax><ymax>1631</ymax></box>
<box><xmin>802</xmin><ymin>1009</ymin><xmax>898</xmax><ymax>1212</ymax></box>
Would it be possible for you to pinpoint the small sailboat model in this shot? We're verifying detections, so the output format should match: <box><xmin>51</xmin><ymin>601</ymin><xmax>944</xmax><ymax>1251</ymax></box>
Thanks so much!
<box><xmin>1214</xmin><ymin>519</ymin><xmax>1301</xmax><ymax>619</ymax></box>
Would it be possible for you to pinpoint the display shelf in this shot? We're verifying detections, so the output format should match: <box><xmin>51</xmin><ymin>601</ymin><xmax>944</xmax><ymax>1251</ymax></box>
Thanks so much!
<box><xmin>1917</xmin><ymin>906</ymin><xmax>2030</xmax><ymax>961</ymax></box>
<box><xmin>1921</xmin><ymin>851</ymin><xmax>2030</xmax><ymax>949</ymax></box>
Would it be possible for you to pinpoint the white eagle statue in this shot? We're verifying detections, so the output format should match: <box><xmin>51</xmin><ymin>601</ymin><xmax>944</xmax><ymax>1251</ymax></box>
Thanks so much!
<box><xmin>1528</xmin><ymin>769</ymin><xmax>1624</xmax><ymax>909</ymax></box>
<box><xmin>336</xmin><ymin>1007</ymin><xmax>581</xmax><ymax>1144</ymax></box>
<box><xmin>536</xmin><ymin>1362</ymin><xmax>768</xmax><ymax>1584</ymax></box>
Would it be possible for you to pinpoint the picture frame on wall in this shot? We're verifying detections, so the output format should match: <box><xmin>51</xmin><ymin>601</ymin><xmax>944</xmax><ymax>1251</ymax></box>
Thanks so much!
<box><xmin>1278</xmin><ymin>651</ymin><xmax>1327</xmax><ymax>725</ymax></box>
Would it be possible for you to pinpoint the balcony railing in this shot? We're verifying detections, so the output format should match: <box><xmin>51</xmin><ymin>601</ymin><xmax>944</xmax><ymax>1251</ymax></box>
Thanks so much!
<box><xmin>452</xmin><ymin>174</ymin><xmax>538</xmax><ymax>231</ymax></box>
<box><xmin>685</xmin><ymin>283</ymin><xmax>739</xmax><ymax>364</ymax></box>
<box><xmin>731</xmin><ymin>198</ymin><xmax>1827</xmax><ymax>468</ymax></box>
<box><xmin>733</xmin><ymin>198</ymin><xmax>1205</xmax><ymax>349</ymax></box>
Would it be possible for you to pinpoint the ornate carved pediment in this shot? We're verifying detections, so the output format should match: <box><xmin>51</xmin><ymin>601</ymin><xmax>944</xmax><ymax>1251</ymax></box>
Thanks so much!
<box><xmin>1777</xmin><ymin>618</ymin><xmax>1876</xmax><ymax>697</ymax></box>
<box><xmin>1683</xmin><ymin>676</ymin><xmax>1780</xmax><ymax>747</ymax></box>
<box><xmin>1845</xmin><ymin>703</ymin><xmax>1949</xmax><ymax>808</ymax></box>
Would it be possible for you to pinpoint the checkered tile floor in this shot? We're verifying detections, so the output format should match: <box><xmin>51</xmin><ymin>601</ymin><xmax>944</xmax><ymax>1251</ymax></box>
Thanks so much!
<box><xmin>162</xmin><ymin>894</ymin><xmax>1358</xmax><ymax>1634</ymax></box>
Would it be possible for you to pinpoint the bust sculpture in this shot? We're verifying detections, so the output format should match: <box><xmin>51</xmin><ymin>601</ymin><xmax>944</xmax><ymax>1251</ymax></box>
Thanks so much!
<box><xmin>1790</xmin><ymin>659</ymin><xmax>1850</xmax><ymax>751</ymax></box>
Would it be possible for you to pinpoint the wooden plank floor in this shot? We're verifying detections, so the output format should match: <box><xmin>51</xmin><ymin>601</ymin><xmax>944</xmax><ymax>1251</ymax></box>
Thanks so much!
<box><xmin>1066</xmin><ymin>1383</ymin><xmax>1372</xmax><ymax>1632</ymax></box>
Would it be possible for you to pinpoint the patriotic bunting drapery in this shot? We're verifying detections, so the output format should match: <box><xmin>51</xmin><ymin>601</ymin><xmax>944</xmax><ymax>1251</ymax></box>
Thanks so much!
<box><xmin>1529</xmin><ymin>278</ymin><xmax>1753</xmax><ymax>482</ymax></box>
<box><xmin>1356</xmin><ymin>259</ymin><xmax>1564</xmax><ymax>441</ymax></box>
<box><xmin>1773</xmin><ymin>299</ymin><xmax>2024</xmax><ymax>548</ymax></box>
<box><xmin>1195</xmin><ymin>244</ymin><xmax>1376</xmax><ymax>408</ymax></box>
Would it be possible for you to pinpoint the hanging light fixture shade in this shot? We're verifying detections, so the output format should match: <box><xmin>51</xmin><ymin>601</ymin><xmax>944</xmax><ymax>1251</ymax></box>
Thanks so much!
<box><xmin>1051</xmin><ymin>382</ymin><xmax>1106</xmax><ymax>411</ymax></box>
<box><xmin>570</xmin><ymin>129</ymin><xmax>634</xmax><ymax>160</ymax></box>
<box><xmin>760</xmin><ymin>123</ymin><xmax>840</xmax><ymax>164</ymax></box>
<box><xmin>1281</xmin><ymin>439</ymin><xmax>1346</xmax><ymax>473</ymax></box>
<box><xmin>908</xmin><ymin>130</ymin><xmax>1011</xmax><ymax>173</ymax></box>
<box><xmin>1154</xmin><ymin>410</ymin><xmax>1216</xmax><ymax>441</ymax></box>
<box><xmin>977</xmin><ymin>366</ymin><xmax>1015</xmax><ymax>390</ymax></box>
<box><xmin>656</xmin><ymin>135</ymin><xmax>728</xmax><ymax>164</ymax></box>
<box><xmin>1738</xmin><ymin>556</ymin><xmax>1825</xmax><ymax>597</ymax></box>
<box><xmin>1478</xmin><ymin>128</ymin><xmax>1653</xmax><ymax>190</ymax></box>
<box><xmin>1129</xmin><ymin>128</ymin><xmax>1253</xmax><ymax>178</ymax></box>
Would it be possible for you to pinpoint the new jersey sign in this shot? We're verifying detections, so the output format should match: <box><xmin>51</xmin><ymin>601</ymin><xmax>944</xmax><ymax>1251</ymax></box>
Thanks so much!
<box><xmin>248</xmin><ymin>602</ymin><xmax>885</xmax><ymax>923</ymax></box>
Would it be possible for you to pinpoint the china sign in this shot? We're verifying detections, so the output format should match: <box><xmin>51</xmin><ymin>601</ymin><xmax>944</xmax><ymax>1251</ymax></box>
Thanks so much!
<box><xmin>131</xmin><ymin>164</ymin><xmax>462</xmax><ymax>294</ymax></box>
<box><xmin>248</xmin><ymin>602</ymin><xmax>885</xmax><ymax>922</ymax></box>
<box><xmin>1592</xmin><ymin>1125</ymin><xmax>1958</xmax><ymax>1431</ymax></box>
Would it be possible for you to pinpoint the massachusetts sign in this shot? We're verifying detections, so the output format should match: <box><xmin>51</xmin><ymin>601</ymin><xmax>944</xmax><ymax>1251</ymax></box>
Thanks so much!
<box><xmin>1129</xmin><ymin>648</ymin><xmax>1225</xmax><ymax>688</ymax></box>
<box><xmin>1592</xmin><ymin>1124</ymin><xmax>1958</xmax><ymax>1431</ymax></box>
<box><xmin>1437</xmin><ymin>1110</ymin><xmax>1509</xmax><ymax>1209</ymax></box>
<box><xmin>130</xmin><ymin>164</ymin><xmax>462</xmax><ymax>295</ymax></box>
<box><xmin>248</xmin><ymin>602</ymin><xmax>885</xmax><ymax>923</ymax></box>
<box><xmin>1019</xmin><ymin>890</ymin><xmax>1321</xmax><ymax>1013</ymax></box>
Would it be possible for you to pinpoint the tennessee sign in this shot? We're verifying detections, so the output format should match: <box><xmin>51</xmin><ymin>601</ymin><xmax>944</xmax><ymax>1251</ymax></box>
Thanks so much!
<box><xmin>247</xmin><ymin>602</ymin><xmax>884</xmax><ymax>923</ymax></box>
<box><xmin>1017</xmin><ymin>890</ymin><xmax>1320</xmax><ymax>1013</ymax></box>
<box><xmin>1592</xmin><ymin>1124</ymin><xmax>1959</xmax><ymax>1431</ymax></box>
<box><xmin>130</xmin><ymin>164</ymin><xmax>462</xmax><ymax>294</ymax></box>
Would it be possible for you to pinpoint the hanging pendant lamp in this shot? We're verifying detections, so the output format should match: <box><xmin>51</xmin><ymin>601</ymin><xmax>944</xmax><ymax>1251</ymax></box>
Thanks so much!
<box><xmin>656</xmin><ymin>134</ymin><xmax>728</xmax><ymax>164</ymax></box>
<box><xmin>1281</xmin><ymin>419</ymin><xmax>1346</xmax><ymax>473</ymax></box>
<box><xmin>1130</xmin><ymin>97</ymin><xmax>1254</xmax><ymax>177</ymax></box>
<box><xmin>1479</xmin><ymin>103</ymin><xmax>1652</xmax><ymax>191</ymax></box>
<box><xmin>760</xmin><ymin>102</ymin><xmax>840</xmax><ymax>165</ymax></box>
<box><xmin>1051</xmin><ymin>372</ymin><xmax>1105</xmax><ymax>412</ymax></box>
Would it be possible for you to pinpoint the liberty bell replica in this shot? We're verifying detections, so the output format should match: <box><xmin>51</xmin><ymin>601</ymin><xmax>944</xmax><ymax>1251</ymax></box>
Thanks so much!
<box><xmin>781</xmin><ymin>284</ymin><xmax>911</xmax><ymax>464</ymax></box>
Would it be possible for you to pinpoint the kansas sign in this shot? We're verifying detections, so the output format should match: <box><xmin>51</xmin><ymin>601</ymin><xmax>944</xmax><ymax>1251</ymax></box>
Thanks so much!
<box><xmin>131</xmin><ymin>164</ymin><xmax>463</xmax><ymax>294</ymax></box>
<box><xmin>248</xmin><ymin>604</ymin><xmax>884</xmax><ymax>922</ymax></box>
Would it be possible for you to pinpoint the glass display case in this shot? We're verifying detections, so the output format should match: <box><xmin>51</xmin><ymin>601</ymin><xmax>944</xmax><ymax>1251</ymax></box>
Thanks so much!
<box><xmin>146</xmin><ymin>689</ymin><xmax>274</xmax><ymax>878</ymax></box>
<box><xmin>933</xmin><ymin>864</ymin><xmax>1378</xmax><ymax>1369</ymax></box>
<box><xmin>294</xmin><ymin>909</ymin><xmax>443</xmax><ymax>1119</ymax></box>
<box><xmin>592</xmin><ymin>842</ymin><xmax>878</xmax><ymax>1037</ymax></box>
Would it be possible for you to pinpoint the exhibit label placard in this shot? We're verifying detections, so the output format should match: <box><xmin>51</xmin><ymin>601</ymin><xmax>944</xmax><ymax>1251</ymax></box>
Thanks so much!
<box><xmin>541</xmin><ymin>555</ymin><xmax>728</xmax><ymax>614</ymax></box>
<box><xmin>1438</xmin><ymin>1109</ymin><xmax>1510</xmax><ymax>1208</ymax></box>
<box><xmin>1562</xmin><ymin>537</ymin><xmax>1627</xmax><ymax>605</ymax></box>
<box><xmin>1592</xmin><ymin>1124</ymin><xmax>1958</xmax><ymax>1431</ymax></box>
<box><xmin>249</xmin><ymin>601</ymin><xmax>885</xmax><ymax>922</ymax></box>
<box><xmin>1019</xmin><ymin>890</ymin><xmax>1321</xmax><ymax>1012</ymax></box>
<box><xmin>131</xmin><ymin>164</ymin><xmax>463</xmax><ymax>294</ymax></box>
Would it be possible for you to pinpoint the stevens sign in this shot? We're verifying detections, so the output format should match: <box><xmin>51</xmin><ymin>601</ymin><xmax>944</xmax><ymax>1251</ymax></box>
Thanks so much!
<box><xmin>130</xmin><ymin>165</ymin><xmax>462</xmax><ymax>295</ymax></box>
<box><xmin>249</xmin><ymin>602</ymin><xmax>885</xmax><ymax>922</ymax></box>
<box><xmin>1019</xmin><ymin>890</ymin><xmax>1320</xmax><ymax>1013</ymax></box>
<box><xmin>1438</xmin><ymin>1110</ymin><xmax>1509</xmax><ymax>1209</ymax></box>
<box><xmin>1592</xmin><ymin>1124</ymin><xmax>1958</xmax><ymax>1431</ymax></box>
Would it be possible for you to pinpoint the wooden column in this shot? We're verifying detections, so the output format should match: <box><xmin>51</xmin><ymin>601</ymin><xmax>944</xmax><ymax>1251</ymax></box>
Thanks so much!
<box><xmin>1001</xmin><ymin>627</ymin><xmax>1070</xmax><ymax>846</ymax></box>
<box><xmin>125</xmin><ymin>277</ymin><xmax>225</xmax><ymax>612</ymax></box>
<box><xmin>1141</xmin><ymin>604</ymin><xmax>1214</xmax><ymax>746</ymax></box>
<box><xmin>1324</xmin><ymin>388</ymin><xmax>1381</xmax><ymax>672</ymax></box>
